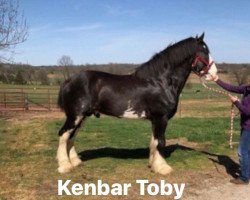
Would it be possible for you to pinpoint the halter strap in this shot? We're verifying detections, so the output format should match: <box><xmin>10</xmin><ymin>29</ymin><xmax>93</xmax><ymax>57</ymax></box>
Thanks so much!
<box><xmin>192</xmin><ymin>55</ymin><xmax>214</xmax><ymax>76</ymax></box>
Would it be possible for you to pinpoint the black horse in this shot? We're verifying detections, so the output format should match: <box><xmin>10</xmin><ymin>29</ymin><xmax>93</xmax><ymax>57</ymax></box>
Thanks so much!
<box><xmin>57</xmin><ymin>33</ymin><xmax>217</xmax><ymax>174</ymax></box>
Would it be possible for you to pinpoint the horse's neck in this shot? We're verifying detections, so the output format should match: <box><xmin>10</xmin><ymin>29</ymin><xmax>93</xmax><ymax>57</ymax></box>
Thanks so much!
<box><xmin>160</xmin><ymin>62</ymin><xmax>191</xmax><ymax>97</ymax></box>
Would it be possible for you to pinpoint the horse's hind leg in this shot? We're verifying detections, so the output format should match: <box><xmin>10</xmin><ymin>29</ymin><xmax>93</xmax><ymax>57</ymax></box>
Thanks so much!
<box><xmin>68</xmin><ymin>116</ymin><xmax>84</xmax><ymax>167</ymax></box>
<box><xmin>57</xmin><ymin>116</ymin><xmax>83</xmax><ymax>173</ymax></box>
<box><xmin>68</xmin><ymin>137</ymin><xmax>82</xmax><ymax>167</ymax></box>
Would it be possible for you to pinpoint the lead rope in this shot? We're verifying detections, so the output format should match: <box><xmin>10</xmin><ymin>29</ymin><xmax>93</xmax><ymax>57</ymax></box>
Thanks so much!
<box><xmin>200</xmin><ymin>78</ymin><xmax>235</xmax><ymax>148</ymax></box>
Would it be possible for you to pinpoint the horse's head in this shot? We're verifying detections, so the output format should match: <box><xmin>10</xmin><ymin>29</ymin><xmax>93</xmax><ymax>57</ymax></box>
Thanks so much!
<box><xmin>191</xmin><ymin>33</ymin><xmax>217</xmax><ymax>80</ymax></box>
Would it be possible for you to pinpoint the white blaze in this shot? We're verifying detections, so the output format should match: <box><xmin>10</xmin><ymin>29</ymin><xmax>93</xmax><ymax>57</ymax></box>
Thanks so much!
<box><xmin>204</xmin><ymin>54</ymin><xmax>218</xmax><ymax>81</ymax></box>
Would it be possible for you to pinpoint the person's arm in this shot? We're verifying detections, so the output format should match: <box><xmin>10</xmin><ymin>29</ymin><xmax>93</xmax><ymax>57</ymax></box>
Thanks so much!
<box><xmin>234</xmin><ymin>101</ymin><xmax>250</xmax><ymax>116</ymax></box>
<box><xmin>213</xmin><ymin>75</ymin><xmax>246</xmax><ymax>94</ymax></box>
<box><xmin>229</xmin><ymin>95</ymin><xmax>250</xmax><ymax>116</ymax></box>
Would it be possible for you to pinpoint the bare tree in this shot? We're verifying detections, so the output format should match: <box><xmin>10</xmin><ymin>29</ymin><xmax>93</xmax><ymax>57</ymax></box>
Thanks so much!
<box><xmin>57</xmin><ymin>55</ymin><xmax>73</xmax><ymax>80</ymax></box>
<box><xmin>0</xmin><ymin>0</ymin><xmax>28</xmax><ymax>61</ymax></box>
<box><xmin>230</xmin><ymin>66</ymin><xmax>249</xmax><ymax>85</ymax></box>
<box><xmin>36</xmin><ymin>69</ymin><xmax>49</xmax><ymax>85</ymax></box>
<box><xmin>15</xmin><ymin>70</ymin><xmax>26</xmax><ymax>84</ymax></box>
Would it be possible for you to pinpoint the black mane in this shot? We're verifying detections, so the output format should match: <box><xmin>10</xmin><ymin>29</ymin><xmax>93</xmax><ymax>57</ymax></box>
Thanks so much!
<box><xmin>133</xmin><ymin>37</ymin><xmax>199</xmax><ymax>79</ymax></box>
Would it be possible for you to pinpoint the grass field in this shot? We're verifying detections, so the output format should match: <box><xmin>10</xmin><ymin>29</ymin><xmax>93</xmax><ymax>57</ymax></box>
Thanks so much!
<box><xmin>0</xmin><ymin>113</ymin><xmax>241</xmax><ymax>200</ymax></box>
<box><xmin>0</xmin><ymin>84</ymin><xmax>59</xmax><ymax>110</ymax></box>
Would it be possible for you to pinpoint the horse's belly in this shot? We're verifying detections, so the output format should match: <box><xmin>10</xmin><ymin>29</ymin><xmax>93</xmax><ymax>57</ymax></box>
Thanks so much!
<box><xmin>121</xmin><ymin>109</ymin><xmax>146</xmax><ymax>119</ymax></box>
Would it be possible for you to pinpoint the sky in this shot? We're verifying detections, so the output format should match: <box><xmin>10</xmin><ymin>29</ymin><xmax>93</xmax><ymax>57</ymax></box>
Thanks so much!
<box><xmin>11</xmin><ymin>0</ymin><xmax>250</xmax><ymax>66</ymax></box>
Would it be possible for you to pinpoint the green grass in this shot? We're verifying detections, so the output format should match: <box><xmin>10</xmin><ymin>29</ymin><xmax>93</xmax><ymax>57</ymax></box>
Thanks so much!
<box><xmin>0</xmin><ymin>119</ymin><xmax>6</xmax><ymax>154</ymax></box>
<box><xmin>0</xmin><ymin>115</ymin><xmax>240</xmax><ymax>199</ymax></box>
<box><xmin>168</xmin><ymin>117</ymin><xmax>240</xmax><ymax>143</ymax></box>
<box><xmin>0</xmin><ymin>83</ymin><xmax>59</xmax><ymax>90</ymax></box>
<box><xmin>48</xmin><ymin>116</ymin><xmax>240</xmax><ymax>165</ymax></box>
<box><xmin>182</xmin><ymin>82</ymin><xmax>228</xmax><ymax>100</ymax></box>
<box><xmin>46</xmin><ymin>116</ymin><xmax>241</xmax><ymax>184</ymax></box>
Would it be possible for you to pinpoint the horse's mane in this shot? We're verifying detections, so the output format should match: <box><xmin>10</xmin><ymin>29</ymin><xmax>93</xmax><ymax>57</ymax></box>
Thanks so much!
<box><xmin>133</xmin><ymin>37</ymin><xmax>200</xmax><ymax>79</ymax></box>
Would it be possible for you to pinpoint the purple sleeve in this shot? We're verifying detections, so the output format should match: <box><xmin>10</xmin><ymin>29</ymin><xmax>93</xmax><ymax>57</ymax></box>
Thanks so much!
<box><xmin>216</xmin><ymin>79</ymin><xmax>246</xmax><ymax>94</ymax></box>
<box><xmin>234</xmin><ymin>101</ymin><xmax>250</xmax><ymax>116</ymax></box>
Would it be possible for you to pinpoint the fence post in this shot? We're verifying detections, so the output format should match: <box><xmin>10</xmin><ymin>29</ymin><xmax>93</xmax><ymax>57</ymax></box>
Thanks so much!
<box><xmin>48</xmin><ymin>89</ymin><xmax>51</xmax><ymax>111</ymax></box>
<box><xmin>21</xmin><ymin>89</ymin><xmax>25</xmax><ymax>111</ymax></box>
<box><xmin>25</xmin><ymin>93</ymin><xmax>29</xmax><ymax>111</ymax></box>
<box><xmin>20</xmin><ymin>89</ymin><xmax>28</xmax><ymax>111</ymax></box>
<box><xmin>3</xmin><ymin>92</ymin><xmax>7</xmax><ymax>108</ymax></box>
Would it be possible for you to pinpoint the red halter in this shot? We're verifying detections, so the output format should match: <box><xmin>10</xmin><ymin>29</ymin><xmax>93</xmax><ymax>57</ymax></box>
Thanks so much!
<box><xmin>192</xmin><ymin>55</ymin><xmax>214</xmax><ymax>76</ymax></box>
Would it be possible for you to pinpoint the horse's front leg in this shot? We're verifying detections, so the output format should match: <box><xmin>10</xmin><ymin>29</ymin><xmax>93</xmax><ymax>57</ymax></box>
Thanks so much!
<box><xmin>149</xmin><ymin>116</ymin><xmax>173</xmax><ymax>175</ymax></box>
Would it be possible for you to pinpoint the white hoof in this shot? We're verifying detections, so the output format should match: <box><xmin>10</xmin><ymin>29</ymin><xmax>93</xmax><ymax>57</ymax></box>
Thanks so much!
<box><xmin>151</xmin><ymin>162</ymin><xmax>173</xmax><ymax>175</ymax></box>
<box><xmin>58</xmin><ymin>162</ymin><xmax>73</xmax><ymax>173</ymax></box>
<box><xmin>148</xmin><ymin>154</ymin><xmax>154</xmax><ymax>168</ymax></box>
<box><xmin>70</xmin><ymin>157</ymin><xmax>82</xmax><ymax>167</ymax></box>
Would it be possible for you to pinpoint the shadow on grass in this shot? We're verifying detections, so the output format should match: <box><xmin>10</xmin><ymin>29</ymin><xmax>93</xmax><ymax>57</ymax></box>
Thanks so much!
<box><xmin>79</xmin><ymin>144</ymin><xmax>239</xmax><ymax>178</ymax></box>
<box><xmin>203</xmin><ymin>152</ymin><xmax>240</xmax><ymax>178</ymax></box>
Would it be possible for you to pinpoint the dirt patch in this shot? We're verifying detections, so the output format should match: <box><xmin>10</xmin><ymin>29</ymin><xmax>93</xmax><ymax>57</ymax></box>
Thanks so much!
<box><xmin>0</xmin><ymin>111</ymin><xmax>64</xmax><ymax>122</ymax></box>
<box><xmin>184</xmin><ymin>175</ymin><xmax>250</xmax><ymax>200</ymax></box>
<box><xmin>167</xmin><ymin>137</ymin><xmax>207</xmax><ymax>150</ymax></box>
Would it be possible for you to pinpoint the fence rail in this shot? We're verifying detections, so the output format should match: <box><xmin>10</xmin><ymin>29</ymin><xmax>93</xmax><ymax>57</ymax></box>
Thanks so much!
<box><xmin>0</xmin><ymin>85</ymin><xmax>233</xmax><ymax>117</ymax></box>
<box><xmin>0</xmin><ymin>87</ymin><xmax>59</xmax><ymax>111</ymax></box>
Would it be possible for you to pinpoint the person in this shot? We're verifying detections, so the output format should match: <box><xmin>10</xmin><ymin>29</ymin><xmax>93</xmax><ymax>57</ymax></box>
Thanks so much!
<box><xmin>212</xmin><ymin>74</ymin><xmax>250</xmax><ymax>185</ymax></box>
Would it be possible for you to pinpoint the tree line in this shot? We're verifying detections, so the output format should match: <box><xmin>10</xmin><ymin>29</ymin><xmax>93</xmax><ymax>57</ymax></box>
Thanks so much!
<box><xmin>0</xmin><ymin>62</ymin><xmax>249</xmax><ymax>86</ymax></box>
<box><xmin>0</xmin><ymin>62</ymin><xmax>138</xmax><ymax>85</ymax></box>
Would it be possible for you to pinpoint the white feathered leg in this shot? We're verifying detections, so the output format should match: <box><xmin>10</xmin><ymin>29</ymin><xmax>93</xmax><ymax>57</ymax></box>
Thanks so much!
<box><xmin>68</xmin><ymin>116</ymin><xmax>83</xmax><ymax>167</ymax></box>
<box><xmin>57</xmin><ymin>129</ymin><xmax>73</xmax><ymax>173</ymax></box>
<box><xmin>68</xmin><ymin>136</ymin><xmax>82</xmax><ymax>167</ymax></box>
<box><xmin>150</xmin><ymin>136</ymin><xmax>173</xmax><ymax>175</ymax></box>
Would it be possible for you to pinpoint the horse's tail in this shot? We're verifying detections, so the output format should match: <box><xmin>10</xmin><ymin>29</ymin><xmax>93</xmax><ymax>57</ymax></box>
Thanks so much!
<box><xmin>57</xmin><ymin>78</ymin><xmax>71</xmax><ymax>110</ymax></box>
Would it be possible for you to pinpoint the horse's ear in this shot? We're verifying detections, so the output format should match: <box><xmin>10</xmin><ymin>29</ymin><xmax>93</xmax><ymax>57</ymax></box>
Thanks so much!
<box><xmin>197</xmin><ymin>32</ymin><xmax>205</xmax><ymax>42</ymax></box>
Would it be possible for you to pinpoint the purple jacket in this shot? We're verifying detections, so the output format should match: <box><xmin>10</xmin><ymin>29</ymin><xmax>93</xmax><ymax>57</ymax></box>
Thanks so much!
<box><xmin>216</xmin><ymin>79</ymin><xmax>250</xmax><ymax>131</ymax></box>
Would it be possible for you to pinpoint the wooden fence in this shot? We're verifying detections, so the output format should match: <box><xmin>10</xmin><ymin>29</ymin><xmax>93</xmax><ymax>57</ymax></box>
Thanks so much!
<box><xmin>0</xmin><ymin>85</ymin><xmax>232</xmax><ymax>116</ymax></box>
<box><xmin>0</xmin><ymin>87</ymin><xmax>59</xmax><ymax>111</ymax></box>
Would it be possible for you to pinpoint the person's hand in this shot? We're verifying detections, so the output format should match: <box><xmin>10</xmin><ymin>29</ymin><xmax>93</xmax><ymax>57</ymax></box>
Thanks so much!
<box><xmin>228</xmin><ymin>94</ymin><xmax>239</xmax><ymax>103</ymax></box>
<box><xmin>211</xmin><ymin>74</ymin><xmax>219</xmax><ymax>82</ymax></box>
<box><xmin>205</xmin><ymin>73</ymin><xmax>219</xmax><ymax>81</ymax></box>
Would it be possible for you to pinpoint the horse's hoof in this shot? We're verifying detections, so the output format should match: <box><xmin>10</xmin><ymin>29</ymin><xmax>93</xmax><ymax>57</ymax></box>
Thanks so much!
<box><xmin>58</xmin><ymin>163</ymin><xmax>73</xmax><ymax>173</ymax></box>
<box><xmin>70</xmin><ymin>157</ymin><xmax>82</xmax><ymax>167</ymax></box>
<box><xmin>151</xmin><ymin>163</ymin><xmax>173</xmax><ymax>175</ymax></box>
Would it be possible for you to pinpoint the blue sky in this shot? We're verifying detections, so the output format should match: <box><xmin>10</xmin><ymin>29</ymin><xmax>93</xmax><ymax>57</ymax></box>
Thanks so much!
<box><xmin>13</xmin><ymin>0</ymin><xmax>250</xmax><ymax>65</ymax></box>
